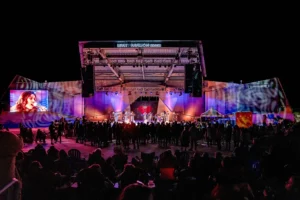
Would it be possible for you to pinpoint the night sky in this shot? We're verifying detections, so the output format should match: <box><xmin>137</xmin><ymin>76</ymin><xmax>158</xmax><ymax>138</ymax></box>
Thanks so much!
<box><xmin>1</xmin><ymin>23</ymin><xmax>298</xmax><ymax>109</ymax></box>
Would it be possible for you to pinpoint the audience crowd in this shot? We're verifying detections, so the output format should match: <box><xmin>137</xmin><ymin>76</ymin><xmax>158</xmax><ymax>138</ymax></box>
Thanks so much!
<box><xmin>0</xmin><ymin>120</ymin><xmax>300</xmax><ymax>199</ymax></box>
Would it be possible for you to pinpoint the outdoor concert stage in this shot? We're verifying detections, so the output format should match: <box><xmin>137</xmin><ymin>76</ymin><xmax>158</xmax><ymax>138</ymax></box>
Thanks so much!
<box><xmin>0</xmin><ymin>40</ymin><xmax>294</xmax><ymax>128</ymax></box>
<box><xmin>0</xmin><ymin>75</ymin><xmax>294</xmax><ymax>128</ymax></box>
<box><xmin>9</xmin><ymin>128</ymin><xmax>232</xmax><ymax>160</ymax></box>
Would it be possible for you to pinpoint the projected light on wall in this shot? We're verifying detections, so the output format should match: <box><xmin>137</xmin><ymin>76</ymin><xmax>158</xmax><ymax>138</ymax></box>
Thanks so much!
<box><xmin>236</xmin><ymin>79</ymin><xmax>283</xmax><ymax>113</ymax></box>
<box><xmin>3</xmin><ymin>75</ymin><xmax>293</xmax><ymax>128</ymax></box>
<box><xmin>206</xmin><ymin>78</ymin><xmax>287</xmax><ymax>115</ymax></box>
<box><xmin>109</xmin><ymin>91</ymin><xmax>126</xmax><ymax>112</ymax></box>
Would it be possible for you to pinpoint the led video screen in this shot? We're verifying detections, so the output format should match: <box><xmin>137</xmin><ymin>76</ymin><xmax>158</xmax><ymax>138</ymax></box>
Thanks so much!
<box><xmin>10</xmin><ymin>90</ymin><xmax>48</xmax><ymax>112</ymax></box>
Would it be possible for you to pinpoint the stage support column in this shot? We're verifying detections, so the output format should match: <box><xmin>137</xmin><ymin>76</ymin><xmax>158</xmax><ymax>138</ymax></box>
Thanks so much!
<box><xmin>197</xmin><ymin>40</ymin><xmax>207</xmax><ymax>77</ymax></box>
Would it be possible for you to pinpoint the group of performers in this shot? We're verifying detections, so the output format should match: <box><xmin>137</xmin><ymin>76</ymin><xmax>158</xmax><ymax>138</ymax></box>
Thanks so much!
<box><xmin>143</xmin><ymin>112</ymin><xmax>154</xmax><ymax>123</ymax></box>
<box><xmin>111</xmin><ymin>110</ymin><xmax>178</xmax><ymax>124</ymax></box>
<box><xmin>153</xmin><ymin>111</ymin><xmax>169</xmax><ymax>123</ymax></box>
<box><xmin>112</xmin><ymin>111</ymin><xmax>135</xmax><ymax>123</ymax></box>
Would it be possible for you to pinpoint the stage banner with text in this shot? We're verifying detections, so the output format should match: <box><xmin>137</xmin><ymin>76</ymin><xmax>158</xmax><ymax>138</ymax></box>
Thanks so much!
<box><xmin>236</xmin><ymin>112</ymin><xmax>253</xmax><ymax>128</ymax></box>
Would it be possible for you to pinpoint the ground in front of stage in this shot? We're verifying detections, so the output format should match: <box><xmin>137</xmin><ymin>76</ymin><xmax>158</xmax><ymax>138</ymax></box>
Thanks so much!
<box><xmin>9</xmin><ymin>128</ymin><xmax>233</xmax><ymax>161</ymax></box>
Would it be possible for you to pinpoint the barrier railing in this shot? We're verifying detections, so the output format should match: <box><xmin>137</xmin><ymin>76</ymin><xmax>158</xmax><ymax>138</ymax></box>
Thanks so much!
<box><xmin>0</xmin><ymin>178</ymin><xmax>20</xmax><ymax>200</ymax></box>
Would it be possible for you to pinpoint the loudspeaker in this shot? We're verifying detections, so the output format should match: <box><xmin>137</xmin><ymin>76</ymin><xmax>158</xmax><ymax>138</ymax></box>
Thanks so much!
<box><xmin>184</xmin><ymin>64</ymin><xmax>194</xmax><ymax>93</ymax></box>
<box><xmin>82</xmin><ymin>65</ymin><xmax>94</xmax><ymax>97</ymax></box>
<box><xmin>184</xmin><ymin>64</ymin><xmax>202</xmax><ymax>97</ymax></box>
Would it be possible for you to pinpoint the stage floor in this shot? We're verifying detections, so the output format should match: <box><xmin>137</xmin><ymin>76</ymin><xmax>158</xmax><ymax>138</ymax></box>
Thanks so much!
<box><xmin>9</xmin><ymin>128</ymin><xmax>233</xmax><ymax>161</ymax></box>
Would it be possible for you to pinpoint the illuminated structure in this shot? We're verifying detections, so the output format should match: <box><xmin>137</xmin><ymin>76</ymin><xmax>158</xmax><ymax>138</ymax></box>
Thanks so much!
<box><xmin>0</xmin><ymin>41</ymin><xmax>294</xmax><ymax>127</ymax></box>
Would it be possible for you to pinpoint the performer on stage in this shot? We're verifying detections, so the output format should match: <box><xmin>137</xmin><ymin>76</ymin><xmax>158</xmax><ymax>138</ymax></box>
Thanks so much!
<box><xmin>143</xmin><ymin>112</ymin><xmax>147</xmax><ymax>123</ymax></box>
<box><xmin>154</xmin><ymin>114</ymin><xmax>158</xmax><ymax>123</ymax></box>
<box><xmin>113</xmin><ymin>112</ymin><xmax>119</xmax><ymax>122</ymax></box>
<box><xmin>161</xmin><ymin>111</ymin><xmax>166</xmax><ymax>123</ymax></box>
<box><xmin>173</xmin><ymin>112</ymin><xmax>178</xmax><ymax>122</ymax></box>
<box><xmin>166</xmin><ymin>111</ymin><xmax>170</xmax><ymax>123</ymax></box>
<box><xmin>148</xmin><ymin>112</ymin><xmax>153</xmax><ymax>123</ymax></box>
<box><xmin>124</xmin><ymin>111</ymin><xmax>130</xmax><ymax>123</ymax></box>
<box><xmin>110</xmin><ymin>112</ymin><xmax>114</xmax><ymax>121</ymax></box>
<box><xmin>130</xmin><ymin>111</ymin><xmax>135</xmax><ymax>123</ymax></box>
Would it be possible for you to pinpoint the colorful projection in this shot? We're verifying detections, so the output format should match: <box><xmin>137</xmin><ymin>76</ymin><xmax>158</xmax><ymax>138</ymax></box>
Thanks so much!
<box><xmin>1</xmin><ymin>75</ymin><xmax>294</xmax><ymax>128</ymax></box>
<box><xmin>206</xmin><ymin>78</ymin><xmax>289</xmax><ymax>114</ymax></box>
<box><xmin>236</xmin><ymin>78</ymin><xmax>284</xmax><ymax>113</ymax></box>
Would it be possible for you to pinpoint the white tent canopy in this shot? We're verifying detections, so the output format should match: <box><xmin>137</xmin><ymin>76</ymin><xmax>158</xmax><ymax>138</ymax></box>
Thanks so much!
<box><xmin>201</xmin><ymin>108</ymin><xmax>224</xmax><ymax>118</ymax></box>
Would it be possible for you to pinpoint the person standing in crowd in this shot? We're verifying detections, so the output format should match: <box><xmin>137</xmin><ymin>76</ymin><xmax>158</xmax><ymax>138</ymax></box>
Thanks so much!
<box><xmin>0</xmin><ymin>131</ymin><xmax>23</xmax><ymax>200</ymax></box>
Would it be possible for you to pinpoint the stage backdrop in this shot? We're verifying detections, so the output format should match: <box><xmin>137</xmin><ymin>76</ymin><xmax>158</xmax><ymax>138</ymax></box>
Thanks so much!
<box><xmin>130</xmin><ymin>100</ymin><xmax>158</xmax><ymax>121</ymax></box>
<box><xmin>84</xmin><ymin>91</ymin><xmax>131</xmax><ymax>121</ymax></box>
<box><xmin>83</xmin><ymin>90</ymin><xmax>206</xmax><ymax>121</ymax></box>
<box><xmin>159</xmin><ymin>92</ymin><xmax>205</xmax><ymax>120</ymax></box>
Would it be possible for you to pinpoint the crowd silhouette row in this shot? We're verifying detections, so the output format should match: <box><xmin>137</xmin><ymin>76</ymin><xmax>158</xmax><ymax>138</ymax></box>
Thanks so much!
<box><xmin>0</xmin><ymin>119</ymin><xmax>300</xmax><ymax>199</ymax></box>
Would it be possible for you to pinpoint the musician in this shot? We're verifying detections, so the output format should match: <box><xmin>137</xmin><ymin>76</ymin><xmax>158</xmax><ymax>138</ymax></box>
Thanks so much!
<box><xmin>166</xmin><ymin>111</ymin><xmax>170</xmax><ymax>122</ymax></box>
<box><xmin>172</xmin><ymin>112</ymin><xmax>176</xmax><ymax>122</ymax></box>
<box><xmin>154</xmin><ymin>114</ymin><xmax>158</xmax><ymax>123</ymax></box>
<box><xmin>161</xmin><ymin>111</ymin><xmax>167</xmax><ymax>122</ymax></box>
<box><xmin>143</xmin><ymin>112</ymin><xmax>147</xmax><ymax>123</ymax></box>
<box><xmin>130</xmin><ymin>111</ymin><xmax>135</xmax><ymax>122</ymax></box>
<box><xmin>148</xmin><ymin>112</ymin><xmax>153</xmax><ymax>123</ymax></box>
<box><xmin>126</xmin><ymin>111</ymin><xmax>132</xmax><ymax>123</ymax></box>
<box><xmin>123</xmin><ymin>111</ymin><xmax>128</xmax><ymax>123</ymax></box>
<box><xmin>113</xmin><ymin>112</ymin><xmax>119</xmax><ymax>122</ymax></box>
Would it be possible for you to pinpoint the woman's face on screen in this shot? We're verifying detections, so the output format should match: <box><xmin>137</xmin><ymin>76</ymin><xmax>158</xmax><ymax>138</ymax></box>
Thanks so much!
<box><xmin>25</xmin><ymin>94</ymin><xmax>36</xmax><ymax>109</ymax></box>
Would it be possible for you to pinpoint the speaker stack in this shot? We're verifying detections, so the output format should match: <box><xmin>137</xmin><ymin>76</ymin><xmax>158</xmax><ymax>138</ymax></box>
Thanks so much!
<box><xmin>82</xmin><ymin>65</ymin><xmax>95</xmax><ymax>97</ymax></box>
<box><xmin>184</xmin><ymin>63</ymin><xmax>202</xmax><ymax>97</ymax></box>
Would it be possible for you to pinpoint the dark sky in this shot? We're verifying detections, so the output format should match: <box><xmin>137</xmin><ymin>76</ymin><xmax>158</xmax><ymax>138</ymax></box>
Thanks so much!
<box><xmin>1</xmin><ymin>26</ymin><xmax>299</xmax><ymax>109</ymax></box>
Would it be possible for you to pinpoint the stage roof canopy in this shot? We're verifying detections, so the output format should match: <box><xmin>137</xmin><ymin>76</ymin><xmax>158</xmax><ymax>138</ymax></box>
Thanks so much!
<box><xmin>79</xmin><ymin>40</ymin><xmax>206</xmax><ymax>91</ymax></box>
